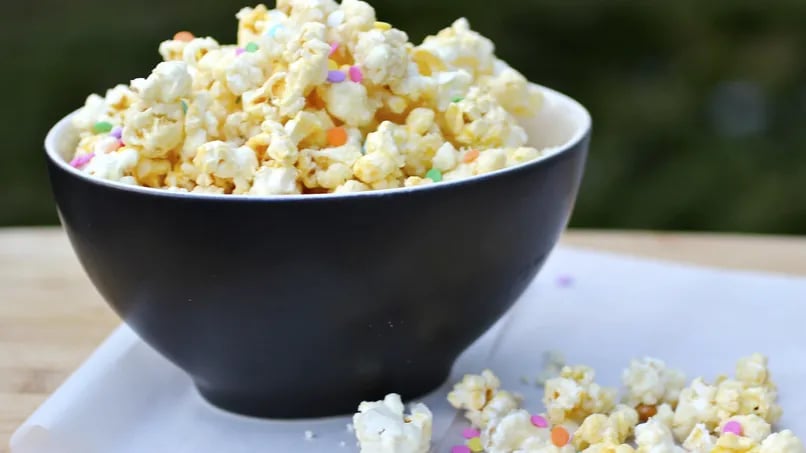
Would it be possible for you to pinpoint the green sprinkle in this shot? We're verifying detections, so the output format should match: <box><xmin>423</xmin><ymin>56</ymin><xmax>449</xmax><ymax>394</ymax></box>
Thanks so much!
<box><xmin>245</xmin><ymin>42</ymin><xmax>259</xmax><ymax>53</ymax></box>
<box><xmin>92</xmin><ymin>121</ymin><xmax>114</xmax><ymax>134</ymax></box>
<box><xmin>425</xmin><ymin>168</ymin><xmax>442</xmax><ymax>182</ymax></box>
<box><xmin>451</xmin><ymin>97</ymin><xmax>463</xmax><ymax>103</ymax></box>
<box><xmin>181</xmin><ymin>100</ymin><xmax>188</xmax><ymax>114</ymax></box>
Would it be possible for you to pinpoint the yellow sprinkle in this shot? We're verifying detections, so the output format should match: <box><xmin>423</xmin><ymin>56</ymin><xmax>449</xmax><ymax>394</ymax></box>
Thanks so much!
<box><xmin>467</xmin><ymin>437</ymin><xmax>483</xmax><ymax>452</ymax></box>
<box><xmin>374</xmin><ymin>21</ymin><xmax>392</xmax><ymax>31</ymax></box>
<box><xmin>328</xmin><ymin>59</ymin><xmax>338</xmax><ymax>70</ymax></box>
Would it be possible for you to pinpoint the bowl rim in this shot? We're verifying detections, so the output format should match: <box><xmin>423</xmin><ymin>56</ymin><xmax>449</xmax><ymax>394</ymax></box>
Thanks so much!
<box><xmin>45</xmin><ymin>83</ymin><xmax>591</xmax><ymax>202</ymax></box>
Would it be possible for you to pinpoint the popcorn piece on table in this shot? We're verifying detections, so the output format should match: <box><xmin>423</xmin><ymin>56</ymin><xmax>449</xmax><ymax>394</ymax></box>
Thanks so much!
<box><xmin>353</xmin><ymin>393</ymin><xmax>432</xmax><ymax>453</ymax></box>
<box><xmin>448</xmin><ymin>369</ymin><xmax>522</xmax><ymax>429</ymax></box>
<box><xmin>759</xmin><ymin>430</ymin><xmax>806</xmax><ymax>453</ymax></box>
<box><xmin>682</xmin><ymin>423</ymin><xmax>717</xmax><ymax>453</ymax></box>
<box><xmin>634</xmin><ymin>418</ymin><xmax>686</xmax><ymax>453</ymax></box>
<box><xmin>542</xmin><ymin>365</ymin><xmax>617</xmax><ymax>425</ymax></box>
<box><xmin>573</xmin><ymin>405</ymin><xmax>638</xmax><ymax>450</ymax></box>
<box><xmin>480</xmin><ymin>409</ymin><xmax>566</xmax><ymax>453</ymax></box>
<box><xmin>621</xmin><ymin>357</ymin><xmax>686</xmax><ymax>419</ymax></box>
<box><xmin>671</xmin><ymin>377</ymin><xmax>720</xmax><ymax>441</ymax></box>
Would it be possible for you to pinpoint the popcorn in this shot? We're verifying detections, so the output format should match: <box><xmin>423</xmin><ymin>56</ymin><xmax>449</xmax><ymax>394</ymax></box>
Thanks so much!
<box><xmin>634</xmin><ymin>418</ymin><xmax>686</xmax><ymax>453</ymax></box>
<box><xmin>760</xmin><ymin>430</ymin><xmax>805</xmax><ymax>453</ymax></box>
<box><xmin>69</xmin><ymin>1</ymin><xmax>549</xmax><ymax>193</ymax></box>
<box><xmin>671</xmin><ymin>377</ymin><xmax>719</xmax><ymax>441</ymax></box>
<box><xmin>543</xmin><ymin>365</ymin><xmax>617</xmax><ymax>425</ymax></box>
<box><xmin>353</xmin><ymin>393</ymin><xmax>432</xmax><ymax>453</ymax></box>
<box><xmin>481</xmin><ymin>409</ymin><xmax>549</xmax><ymax>453</ymax></box>
<box><xmin>682</xmin><ymin>423</ymin><xmax>717</xmax><ymax>453</ymax></box>
<box><xmin>573</xmin><ymin>405</ymin><xmax>638</xmax><ymax>450</ymax></box>
<box><xmin>448</xmin><ymin>369</ymin><xmax>523</xmax><ymax>429</ymax></box>
<box><xmin>622</xmin><ymin>357</ymin><xmax>686</xmax><ymax>409</ymax></box>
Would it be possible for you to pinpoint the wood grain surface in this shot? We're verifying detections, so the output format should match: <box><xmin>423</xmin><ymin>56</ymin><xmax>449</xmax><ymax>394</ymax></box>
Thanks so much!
<box><xmin>1</xmin><ymin>227</ymin><xmax>805</xmax><ymax>448</ymax></box>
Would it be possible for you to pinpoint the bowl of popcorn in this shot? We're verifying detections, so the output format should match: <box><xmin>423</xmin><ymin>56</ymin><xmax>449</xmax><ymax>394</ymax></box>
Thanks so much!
<box><xmin>45</xmin><ymin>0</ymin><xmax>590</xmax><ymax>418</ymax></box>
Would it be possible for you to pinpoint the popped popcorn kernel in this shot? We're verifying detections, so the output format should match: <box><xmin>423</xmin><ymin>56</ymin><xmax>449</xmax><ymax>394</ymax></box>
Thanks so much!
<box><xmin>543</xmin><ymin>365</ymin><xmax>617</xmax><ymax>425</ymax></box>
<box><xmin>622</xmin><ymin>357</ymin><xmax>687</xmax><ymax>409</ymax></box>
<box><xmin>69</xmin><ymin>1</ymin><xmax>552</xmax><ymax>194</ymax></box>
<box><xmin>760</xmin><ymin>430</ymin><xmax>805</xmax><ymax>453</ymax></box>
<box><xmin>353</xmin><ymin>393</ymin><xmax>432</xmax><ymax>453</ymax></box>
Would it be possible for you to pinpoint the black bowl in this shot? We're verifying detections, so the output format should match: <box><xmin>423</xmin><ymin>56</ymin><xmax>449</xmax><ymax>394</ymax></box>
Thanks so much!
<box><xmin>45</xmin><ymin>84</ymin><xmax>590</xmax><ymax>418</ymax></box>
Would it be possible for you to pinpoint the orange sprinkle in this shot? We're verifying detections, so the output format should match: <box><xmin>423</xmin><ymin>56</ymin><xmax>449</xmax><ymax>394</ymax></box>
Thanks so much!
<box><xmin>551</xmin><ymin>426</ymin><xmax>570</xmax><ymax>447</ymax></box>
<box><xmin>463</xmin><ymin>149</ymin><xmax>480</xmax><ymax>163</ymax></box>
<box><xmin>327</xmin><ymin>127</ymin><xmax>348</xmax><ymax>147</ymax></box>
<box><xmin>173</xmin><ymin>31</ymin><xmax>195</xmax><ymax>42</ymax></box>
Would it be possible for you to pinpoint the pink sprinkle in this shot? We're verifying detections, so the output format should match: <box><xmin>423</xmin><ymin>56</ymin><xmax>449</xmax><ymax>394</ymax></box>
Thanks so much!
<box><xmin>451</xmin><ymin>446</ymin><xmax>471</xmax><ymax>453</ymax></box>
<box><xmin>349</xmin><ymin>65</ymin><xmax>363</xmax><ymax>83</ymax></box>
<box><xmin>327</xmin><ymin>70</ymin><xmax>346</xmax><ymax>83</ymax></box>
<box><xmin>556</xmin><ymin>274</ymin><xmax>574</xmax><ymax>287</ymax></box>
<box><xmin>69</xmin><ymin>153</ymin><xmax>95</xmax><ymax>168</ymax></box>
<box><xmin>530</xmin><ymin>414</ymin><xmax>549</xmax><ymax>428</ymax></box>
<box><xmin>723</xmin><ymin>420</ymin><xmax>743</xmax><ymax>436</ymax></box>
<box><xmin>329</xmin><ymin>42</ymin><xmax>339</xmax><ymax>56</ymax></box>
<box><xmin>117</xmin><ymin>139</ymin><xmax>125</xmax><ymax>148</ymax></box>
<box><xmin>236</xmin><ymin>47</ymin><xmax>245</xmax><ymax>56</ymax></box>
<box><xmin>462</xmin><ymin>428</ymin><xmax>480</xmax><ymax>439</ymax></box>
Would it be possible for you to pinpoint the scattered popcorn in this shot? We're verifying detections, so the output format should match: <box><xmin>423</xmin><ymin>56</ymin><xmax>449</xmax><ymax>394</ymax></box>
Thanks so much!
<box><xmin>543</xmin><ymin>365</ymin><xmax>617</xmax><ymax>425</ymax></box>
<box><xmin>634</xmin><ymin>418</ymin><xmax>686</xmax><ymax>453</ymax></box>
<box><xmin>573</xmin><ymin>405</ymin><xmax>638</xmax><ymax>450</ymax></box>
<box><xmin>682</xmin><ymin>423</ymin><xmax>717</xmax><ymax>453</ymax></box>
<box><xmin>448</xmin><ymin>369</ymin><xmax>524</xmax><ymax>429</ymax></box>
<box><xmin>621</xmin><ymin>357</ymin><xmax>686</xmax><ymax>410</ymax></box>
<box><xmin>68</xmin><ymin>1</ymin><xmax>547</xmax><ymax>194</ymax></box>
<box><xmin>760</xmin><ymin>430</ymin><xmax>806</xmax><ymax>453</ymax></box>
<box><xmin>353</xmin><ymin>393</ymin><xmax>432</xmax><ymax>453</ymax></box>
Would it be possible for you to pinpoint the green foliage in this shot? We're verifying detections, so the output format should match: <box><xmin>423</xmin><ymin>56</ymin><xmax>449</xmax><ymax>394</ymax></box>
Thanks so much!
<box><xmin>2</xmin><ymin>0</ymin><xmax>805</xmax><ymax>232</ymax></box>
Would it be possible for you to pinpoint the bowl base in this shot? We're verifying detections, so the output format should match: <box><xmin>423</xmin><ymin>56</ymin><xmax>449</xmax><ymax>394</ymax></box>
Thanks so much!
<box><xmin>194</xmin><ymin>369</ymin><xmax>451</xmax><ymax>419</ymax></box>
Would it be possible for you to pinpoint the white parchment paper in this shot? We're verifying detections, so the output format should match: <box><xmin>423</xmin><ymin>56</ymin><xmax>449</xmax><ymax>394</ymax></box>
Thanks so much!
<box><xmin>11</xmin><ymin>247</ymin><xmax>806</xmax><ymax>453</ymax></box>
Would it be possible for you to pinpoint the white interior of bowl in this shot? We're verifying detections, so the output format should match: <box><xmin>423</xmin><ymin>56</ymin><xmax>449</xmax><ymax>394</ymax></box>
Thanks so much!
<box><xmin>45</xmin><ymin>83</ymin><xmax>591</xmax><ymax>199</ymax></box>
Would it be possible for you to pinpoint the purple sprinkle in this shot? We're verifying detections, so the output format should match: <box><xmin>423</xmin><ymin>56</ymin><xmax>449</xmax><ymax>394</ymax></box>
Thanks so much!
<box><xmin>451</xmin><ymin>446</ymin><xmax>471</xmax><ymax>453</ymax></box>
<box><xmin>327</xmin><ymin>70</ymin><xmax>346</xmax><ymax>83</ymax></box>
<box><xmin>462</xmin><ymin>428</ymin><xmax>480</xmax><ymax>439</ymax></box>
<box><xmin>70</xmin><ymin>153</ymin><xmax>95</xmax><ymax>168</ymax></box>
<box><xmin>236</xmin><ymin>47</ymin><xmax>245</xmax><ymax>56</ymax></box>
<box><xmin>110</xmin><ymin>126</ymin><xmax>123</xmax><ymax>140</ymax></box>
<box><xmin>556</xmin><ymin>274</ymin><xmax>574</xmax><ymax>288</ymax></box>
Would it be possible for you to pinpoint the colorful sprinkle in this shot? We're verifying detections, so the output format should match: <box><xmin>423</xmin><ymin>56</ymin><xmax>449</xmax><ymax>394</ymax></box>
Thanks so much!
<box><xmin>245</xmin><ymin>42</ymin><xmax>259</xmax><ymax>53</ymax></box>
<box><xmin>327</xmin><ymin>70</ymin><xmax>346</xmax><ymax>83</ymax></box>
<box><xmin>110</xmin><ymin>126</ymin><xmax>123</xmax><ymax>140</ymax></box>
<box><xmin>425</xmin><ymin>168</ymin><xmax>442</xmax><ymax>182</ymax></box>
<box><xmin>92</xmin><ymin>121</ymin><xmax>114</xmax><ymax>134</ymax></box>
<box><xmin>349</xmin><ymin>66</ymin><xmax>363</xmax><ymax>83</ymax></box>
<box><xmin>327</xmin><ymin>127</ymin><xmax>348</xmax><ymax>147</ymax></box>
<box><xmin>452</xmin><ymin>96</ymin><xmax>464</xmax><ymax>103</ymax></box>
<box><xmin>329</xmin><ymin>42</ymin><xmax>339</xmax><ymax>56</ymax></box>
<box><xmin>236</xmin><ymin>47</ymin><xmax>245</xmax><ymax>56</ymax></box>
<box><xmin>181</xmin><ymin>100</ymin><xmax>188</xmax><ymax>114</ymax></box>
<box><xmin>466</xmin><ymin>437</ymin><xmax>483</xmax><ymax>452</ymax></box>
<box><xmin>267</xmin><ymin>24</ymin><xmax>284</xmax><ymax>38</ymax></box>
<box><xmin>463</xmin><ymin>149</ymin><xmax>480</xmax><ymax>163</ymax></box>
<box><xmin>328</xmin><ymin>59</ymin><xmax>339</xmax><ymax>71</ymax></box>
<box><xmin>551</xmin><ymin>426</ymin><xmax>570</xmax><ymax>447</ymax></box>
<box><xmin>374</xmin><ymin>21</ymin><xmax>392</xmax><ymax>31</ymax></box>
<box><xmin>462</xmin><ymin>428</ymin><xmax>481</xmax><ymax>439</ymax></box>
<box><xmin>69</xmin><ymin>153</ymin><xmax>94</xmax><ymax>168</ymax></box>
<box><xmin>723</xmin><ymin>421</ymin><xmax>743</xmax><ymax>436</ymax></box>
<box><xmin>530</xmin><ymin>414</ymin><xmax>548</xmax><ymax>428</ymax></box>
<box><xmin>451</xmin><ymin>446</ymin><xmax>471</xmax><ymax>453</ymax></box>
<box><xmin>556</xmin><ymin>274</ymin><xmax>574</xmax><ymax>287</ymax></box>
<box><xmin>173</xmin><ymin>31</ymin><xmax>194</xmax><ymax>42</ymax></box>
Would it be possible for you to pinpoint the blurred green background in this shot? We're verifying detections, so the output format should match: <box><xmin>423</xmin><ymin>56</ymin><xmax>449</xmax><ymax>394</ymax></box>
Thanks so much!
<box><xmin>3</xmin><ymin>0</ymin><xmax>805</xmax><ymax>232</ymax></box>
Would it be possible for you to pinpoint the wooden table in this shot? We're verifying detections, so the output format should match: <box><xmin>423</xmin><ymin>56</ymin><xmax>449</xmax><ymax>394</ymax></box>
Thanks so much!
<box><xmin>2</xmin><ymin>227</ymin><xmax>805</xmax><ymax>448</ymax></box>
